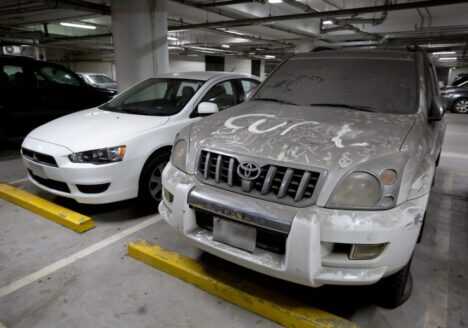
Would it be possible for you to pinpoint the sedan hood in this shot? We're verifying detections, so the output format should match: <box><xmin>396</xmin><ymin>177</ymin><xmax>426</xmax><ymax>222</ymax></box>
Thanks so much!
<box><xmin>28</xmin><ymin>108</ymin><xmax>169</xmax><ymax>152</ymax></box>
<box><xmin>190</xmin><ymin>101</ymin><xmax>416</xmax><ymax>171</ymax></box>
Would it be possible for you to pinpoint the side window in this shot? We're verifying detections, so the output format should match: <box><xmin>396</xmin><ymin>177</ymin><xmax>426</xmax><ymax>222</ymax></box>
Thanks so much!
<box><xmin>201</xmin><ymin>80</ymin><xmax>238</xmax><ymax>111</ymax></box>
<box><xmin>176</xmin><ymin>81</ymin><xmax>201</xmax><ymax>98</ymax></box>
<box><xmin>241</xmin><ymin>79</ymin><xmax>259</xmax><ymax>95</ymax></box>
<box><xmin>36</xmin><ymin>66</ymin><xmax>81</xmax><ymax>87</ymax></box>
<box><xmin>0</xmin><ymin>65</ymin><xmax>27</xmax><ymax>88</ymax></box>
<box><xmin>240</xmin><ymin>79</ymin><xmax>259</xmax><ymax>101</ymax></box>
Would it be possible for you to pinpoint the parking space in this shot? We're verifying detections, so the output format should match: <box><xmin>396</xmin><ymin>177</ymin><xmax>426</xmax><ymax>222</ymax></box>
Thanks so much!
<box><xmin>0</xmin><ymin>114</ymin><xmax>466</xmax><ymax>327</ymax></box>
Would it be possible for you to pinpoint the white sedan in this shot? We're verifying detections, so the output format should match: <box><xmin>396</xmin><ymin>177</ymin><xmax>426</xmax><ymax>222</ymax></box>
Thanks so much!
<box><xmin>21</xmin><ymin>72</ymin><xmax>260</xmax><ymax>205</ymax></box>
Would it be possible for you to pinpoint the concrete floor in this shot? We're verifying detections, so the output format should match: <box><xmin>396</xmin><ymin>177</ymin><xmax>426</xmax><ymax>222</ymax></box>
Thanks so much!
<box><xmin>0</xmin><ymin>114</ymin><xmax>467</xmax><ymax>328</ymax></box>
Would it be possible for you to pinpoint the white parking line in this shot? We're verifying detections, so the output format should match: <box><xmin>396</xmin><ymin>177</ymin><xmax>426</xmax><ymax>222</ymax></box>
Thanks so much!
<box><xmin>0</xmin><ymin>216</ymin><xmax>160</xmax><ymax>298</ymax></box>
<box><xmin>442</xmin><ymin>151</ymin><xmax>468</xmax><ymax>160</ymax></box>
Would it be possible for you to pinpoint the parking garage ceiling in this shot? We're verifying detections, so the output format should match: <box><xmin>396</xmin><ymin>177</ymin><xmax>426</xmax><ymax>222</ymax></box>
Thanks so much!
<box><xmin>1</xmin><ymin>0</ymin><xmax>468</xmax><ymax>66</ymax></box>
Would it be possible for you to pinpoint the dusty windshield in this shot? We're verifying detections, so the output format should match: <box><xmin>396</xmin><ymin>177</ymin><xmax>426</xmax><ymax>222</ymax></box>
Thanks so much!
<box><xmin>254</xmin><ymin>56</ymin><xmax>418</xmax><ymax>114</ymax></box>
<box><xmin>100</xmin><ymin>78</ymin><xmax>204</xmax><ymax>116</ymax></box>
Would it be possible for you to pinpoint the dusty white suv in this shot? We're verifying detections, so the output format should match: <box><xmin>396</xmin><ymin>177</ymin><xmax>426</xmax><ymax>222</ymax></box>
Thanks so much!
<box><xmin>160</xmin><ymin>50</ymin><xmax>446</xmax><ymax>308</ymax></box>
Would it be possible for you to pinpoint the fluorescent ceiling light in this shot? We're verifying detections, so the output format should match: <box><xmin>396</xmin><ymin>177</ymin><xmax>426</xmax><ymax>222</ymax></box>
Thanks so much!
<box><xmin>221</xmin><ymin>44</ymin><xmax>230</xmax><ymax>48</ymax></box>
<box><xmin>167</xmin><ymin>36</ymin><xmax>178</xmax><ymax>41</ymax></box>
<box><xmin>268</xmin><ymin>0</ymin><xmax>283</xmax><ymax>3</ymax></box>
<box><xmin>265</xmin><ymin>55</ymin><xmax>276</xmax><ymax>59</ymax></box>
<box><xmin>168</xmin><ymin>46</ymin><xmax>184</xmax><ymax>50</ymax></box>
<box><xmin>187</xmin><ymin>46</ymin><xmax>229</xmax><ymax>53</ymax></box>
<box><xmin>60</xmin><ymin>22</ymin><xmax>96</xmax><ymax>30</ymax></box>
<box><xmin>432</xmin><ymin>51</ymin><xmax>456</xmax><ymax>55</ymax></box>
<box><xmin>322</xmin><ymin>19</ymin><xmax>335</xmax><ymax>25</ymax></box>
<box><xmin>439</xmin><ymin>57</ymin><xmax>457</xmax><ymax>61</ymax></box>
<box><xmin>220</xmin><ymin>29</ymin><xmax>245</xmax><ymax>36</ymax></box>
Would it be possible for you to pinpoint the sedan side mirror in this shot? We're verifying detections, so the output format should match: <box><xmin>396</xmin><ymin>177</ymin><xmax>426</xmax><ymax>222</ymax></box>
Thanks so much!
<box><xmin>429</xmin><ymin>98</ymin><xmax>445</xmax><ymax>121</ymax></box>
<box><xmin>197</xmin><ymin>102</ymin><xmax>219</xmax><ymax>115</ymax></box>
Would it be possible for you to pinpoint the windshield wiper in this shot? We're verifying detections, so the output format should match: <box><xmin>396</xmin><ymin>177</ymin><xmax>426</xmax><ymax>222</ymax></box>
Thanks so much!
<box><xmin>254</xmin><ymin>97</ymin><xmax>299</xmax><ymax>106</ymax></box>
<box><xmin>308</xmin><ymin>103</ymin><xmax>375</xmax><ymax>113</ymax></box>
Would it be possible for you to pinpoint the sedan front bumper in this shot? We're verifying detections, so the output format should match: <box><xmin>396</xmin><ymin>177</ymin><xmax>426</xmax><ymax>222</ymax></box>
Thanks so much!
<box><xmin>21</xmin><ymin>137</ymin><xmax>139</xmax><ymax>204</ymax></box>
<box><xmin>160</xmin><ymin>163</ymin><xmax>428</xmax><ymax>287</ymax></box>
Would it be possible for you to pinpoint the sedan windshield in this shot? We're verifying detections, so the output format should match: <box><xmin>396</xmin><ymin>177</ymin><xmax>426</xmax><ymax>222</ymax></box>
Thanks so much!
<box><xmin>254</xmin><ymin>56</ymin><xmax>418</xmax><ymax>114</ymax></box>
<box><xmin>100</xmin><ymin>78</ymin><xmax>204</xmax><ymax>116</ymax></box>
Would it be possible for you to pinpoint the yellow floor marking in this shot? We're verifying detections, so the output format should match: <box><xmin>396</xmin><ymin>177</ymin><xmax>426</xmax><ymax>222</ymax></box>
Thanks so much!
<box><xmin>128</xmin><ymin>241</ymin><xmax>358</xmax><ymax>328</ymax></box>
<box><xmin>0</xmin><ymin>184</ymin><xmax>94</xmax><ymax>233</ymax></box>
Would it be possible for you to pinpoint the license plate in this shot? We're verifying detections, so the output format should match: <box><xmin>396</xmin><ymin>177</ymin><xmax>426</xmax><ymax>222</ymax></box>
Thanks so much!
<box><xmin>213</xmin><ymin>217</ymin><xmax>257</xmax><ymax>253</ymax></box>
<box><xmin>29</xmin><ymin>162</ymin><xmax>47</xmax><ymax>179</ymax></box>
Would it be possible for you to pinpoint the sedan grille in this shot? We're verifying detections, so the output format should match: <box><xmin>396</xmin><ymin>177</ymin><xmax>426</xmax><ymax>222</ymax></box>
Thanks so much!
<box><xmin>197</xmin><ymin>150</ymin><xmax>321</xmax><ymax>206</ymax></box>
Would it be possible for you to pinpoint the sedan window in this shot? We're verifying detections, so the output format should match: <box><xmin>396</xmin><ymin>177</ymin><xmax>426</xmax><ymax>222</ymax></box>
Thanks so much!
<box><xmin>1</xmin><ymin>65</ymin><xmax>27</xmax><ymax>88</ymax></box>
<box><xmin>37</xmin><ymin>66</ymin><xmax>81</xmax><ymax>87</ymax></box>
<box><xmin>201</xmin><ymin>80</ymin><xmax>238</xmax><ymax>110</ymax></box>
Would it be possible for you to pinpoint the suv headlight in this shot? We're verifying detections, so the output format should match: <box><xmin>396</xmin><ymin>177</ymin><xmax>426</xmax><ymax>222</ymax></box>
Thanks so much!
<box><xmin>327</xmin><ymin>169</ymin><xmax>399</xmax><ymax>210</ymax></box>
<box><xmin>171</xmin><ymin>138</ymin><xmax>188</xmax><ymax>173</ymax></box>
<box><xmin>69</xmin><ymin>146</ymin><xmax>126</xmax><ymax>164</ymax></box>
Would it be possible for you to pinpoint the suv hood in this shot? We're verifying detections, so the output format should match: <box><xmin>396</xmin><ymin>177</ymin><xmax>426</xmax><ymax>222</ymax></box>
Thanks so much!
<box><xmin>190</xmin><ymin>101</ymin><xmax>416</xmax><ymax>171</ymax></box>
<box><xmin>28</xmin><ymin>108</ymin><xmax>169</xmax><ymax>152</ymax></box>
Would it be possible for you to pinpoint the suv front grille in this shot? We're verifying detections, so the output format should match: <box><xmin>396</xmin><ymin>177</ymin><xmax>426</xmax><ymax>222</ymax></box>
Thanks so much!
<box><xmin>22</xmin><ymin>148</ymin><xmax>58</xmax><ymax>167</ymax></box>
<box><xmin>197</xmin><ymin>150</ymin><xmax>321</xmax><ymax>206</ymax></box>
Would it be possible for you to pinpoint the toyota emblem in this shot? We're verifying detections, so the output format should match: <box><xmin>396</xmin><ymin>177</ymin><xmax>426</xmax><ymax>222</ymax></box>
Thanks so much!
<box><xmin>237</xmin><ymin>162</ymin><xmax>261</xmax><ymax>180</ymax></box>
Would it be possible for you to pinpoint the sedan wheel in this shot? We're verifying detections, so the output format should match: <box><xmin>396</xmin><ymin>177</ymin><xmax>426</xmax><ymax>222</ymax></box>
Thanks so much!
<box><xmin>453</xmin><ymin>98</ymin><xmax>468</xmax><ymax>113</ymax></box>
<box><xmin>148</xmin><ymin>162</ymin><xmax>166</xmax><ymax>201</ymax></box>
<box><xmin>138</xmin><ymin>151</ymin><xmax>171</xmax><ymax>208</ymax></box>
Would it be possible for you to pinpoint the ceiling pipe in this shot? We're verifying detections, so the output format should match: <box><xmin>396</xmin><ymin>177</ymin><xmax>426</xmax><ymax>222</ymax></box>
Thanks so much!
<box><xmin>196</xmin><ymin>0</ymin><xmax>265</xmax><ymax>8</ymax></box>
<box><xmin>282</xmin><ymin>0</ymin><xmax>315</xmax><ymax>12</ymax></box>
<box><xmin>170</xmin><ymin>0</ymin><xmax>318</xmax><ymax>38</ymax></box>
<box><xmin>48</xmin><ymin>0</ymin><xmax>110</xmax><ymax>15</ymax></box>
<box><xmin>0</xmin><ymin>0</ymin><xmax>110</xmax><ymax>16</ymax></box>
<box><xmin>41</xmin><ymin>33</ymin><xmax>112</xmax><ymax>43</ymax></box>
<box><xmin>169</xmin><ymin>0</ymin><xmax>468</xmax><ymax>31</ymax></box>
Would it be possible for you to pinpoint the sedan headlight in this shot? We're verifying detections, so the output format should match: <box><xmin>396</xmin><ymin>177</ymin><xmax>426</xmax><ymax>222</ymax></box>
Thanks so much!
<box><xmin>69</xmin><ymin>146</ymin><xmax>126</xmax><ymax>164</ymax></box>
<box><xmin>171</xmin><ymin>139</ymin><xmax>188</xmax><ymax>173</ymax></box>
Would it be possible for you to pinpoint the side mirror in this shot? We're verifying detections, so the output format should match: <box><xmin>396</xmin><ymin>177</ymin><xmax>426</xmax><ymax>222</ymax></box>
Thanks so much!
<box><xmin>197</xmin><ymin>102</ymin><xmax>219</xmax><ymax>115</ymax></box>
<box><xmin>429</xmin><ymin>98</ymin><xmax>445</xmax><ymax>121</ymax></box>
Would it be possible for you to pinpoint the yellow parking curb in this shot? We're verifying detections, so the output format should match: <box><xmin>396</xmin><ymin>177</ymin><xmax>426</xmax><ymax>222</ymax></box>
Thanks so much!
<box><xmin>0</xmin><ymin>184</ymin><xmax>95</xmax><ymax>233</ymax></box>
<box><xmin>128</xmin><ymin>240</ymin><xmax>358</xmax><ymax>328</ymax></box>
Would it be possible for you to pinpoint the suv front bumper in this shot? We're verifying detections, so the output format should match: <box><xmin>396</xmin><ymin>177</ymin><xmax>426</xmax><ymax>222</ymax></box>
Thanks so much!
<box><xmin>160</xmin><ymin>163</ymin><xmax>428</xmax><ymax>287</ymax></box>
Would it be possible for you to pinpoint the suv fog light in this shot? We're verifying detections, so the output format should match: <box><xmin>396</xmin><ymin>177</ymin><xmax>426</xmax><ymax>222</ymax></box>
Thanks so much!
<box><xmin>349</xmin><ymin>243</ymin><xmax>387</xmax><ymax>260</ymax></box>
<box><xmin>163</xmin><ymin>188</ymin><xmax>174</xmax><ymax>203</ymax></box>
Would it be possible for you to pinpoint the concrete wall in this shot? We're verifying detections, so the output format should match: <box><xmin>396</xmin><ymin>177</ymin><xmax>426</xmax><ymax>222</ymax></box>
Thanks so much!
<box><xmin>225</xmin><ymin>56</ymin><xmax>251</xmax><ymax>74</ymax></box>
<box><xmin>170</xmin><ymin>55</ymin><xmax>205</xmax><ymax>72</ymax></box>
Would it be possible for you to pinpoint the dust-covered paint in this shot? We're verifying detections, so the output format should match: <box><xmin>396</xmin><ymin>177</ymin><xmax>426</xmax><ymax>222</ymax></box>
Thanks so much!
<box><xmin>162</xmin><ymin>49</ymin><xmax>447</xmax><ymax>291</ymax></box>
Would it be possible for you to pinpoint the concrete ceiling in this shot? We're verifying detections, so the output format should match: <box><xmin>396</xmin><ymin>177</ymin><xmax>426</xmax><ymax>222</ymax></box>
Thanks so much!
<box><xmin>1</xmin><ymin>0</ymin><xmax>468</xmax><ymax>66</ymax></box>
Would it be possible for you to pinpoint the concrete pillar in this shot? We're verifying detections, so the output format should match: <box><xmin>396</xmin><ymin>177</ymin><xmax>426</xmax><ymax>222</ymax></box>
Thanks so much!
<box><xmin>111</xmin><ymin>0</ymin><xmax>169</xmax><ymax>90</ymax></box>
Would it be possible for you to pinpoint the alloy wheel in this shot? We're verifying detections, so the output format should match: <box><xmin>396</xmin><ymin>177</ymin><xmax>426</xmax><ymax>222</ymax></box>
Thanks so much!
<box><xmin>455</xmin><ymin>99</ymin><xmax>468</xmax><ymax>113</ymax></box>
<box><xmin>148</xmin><ymin>162</ymin><xmax>166</xmax><ymax>201</ymax></box>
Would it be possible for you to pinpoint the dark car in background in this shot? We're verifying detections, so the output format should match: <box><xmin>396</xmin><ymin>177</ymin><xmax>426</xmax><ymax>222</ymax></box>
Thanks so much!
<box><xmin>441</xmin><ymin>77</ymin><xmax>468</xmax><ymax>113</ymax></box>
<box><xmin>0</xmin><ymin>56</ymin><xmax>117</xmax><ymax>144</ymax></box>
<box><xmin>78</xmin><ymin>72</ymin><xmax>118</xmax><ymax>91</ymax></box>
